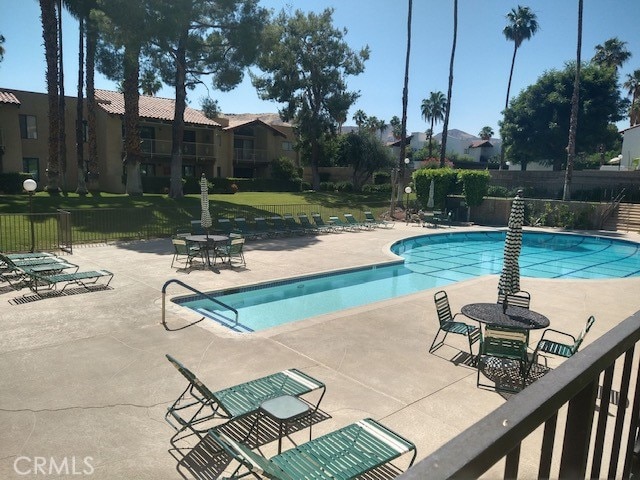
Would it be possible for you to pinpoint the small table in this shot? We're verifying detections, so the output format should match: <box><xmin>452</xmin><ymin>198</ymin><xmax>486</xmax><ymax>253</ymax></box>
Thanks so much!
<box><xmin>461</xmin><ymin>302</ymin><xmax>550</xmax><ymax>330</ymax></box>
<box><xmin>185</xmin><ymin>234</ymin><xmax>228</xmax><ymax>267</ymax></box>
<box><xmin>259</xmin><ymin>395</ymin><xmax>311</xmax><ymax>454</ymax></box>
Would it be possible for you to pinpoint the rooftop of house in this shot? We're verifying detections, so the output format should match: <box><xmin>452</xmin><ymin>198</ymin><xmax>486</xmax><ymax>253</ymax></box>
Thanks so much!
<box><xmin>94</xmin><ymin>89</ymin><xmax>220</xmax><ymax>127</ymax></box>
<box><xmin>469</xmin><ymin>140</ymin><xmax>493</xmax><ymax>148</ymax></box>
<box><xmin>0</xmin><ymin>91</ymin><xmax>21</xmax><ymax>105</ymax></box>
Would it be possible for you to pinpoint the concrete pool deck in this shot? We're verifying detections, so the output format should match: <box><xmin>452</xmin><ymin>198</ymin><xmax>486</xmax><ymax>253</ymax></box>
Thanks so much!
<box><xmin>1</xmin><ymin>223</ymin><xmax>639</xmax><ymax>479</ymax></box>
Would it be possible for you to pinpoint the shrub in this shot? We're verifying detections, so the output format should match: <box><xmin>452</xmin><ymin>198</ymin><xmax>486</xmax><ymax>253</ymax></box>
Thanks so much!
<box><xmin>0</xmin><ymin>172</ymin><xmax>30</xmax><ymax>194</ymax></box>
<box><xmin>413</xmin><ymin>167</ymin><xmax>458</xmax><ymax>210</ymax></box>
<box><xmin>373</xmin><ymin>171</ymin><xmax>391</xmax><ymax>185</ymax></box>
<box><xmin>362</xmin><ymin>183</ymin><xmax>392</xmax><ymax>193</ymax></box>
<box><xmin>271</xmin><ymin>157</ymin><xmax>302</xmax><ymax>181</ymax></box>
<box><xmin>334</xmin><ymin>181</ymin><xmax>354</xmax><ymax>192</ymax></box>
<box><xmin>458</xmin><ymin>170</ymin><xmax>490</xmax><ymax>208</ymax></box>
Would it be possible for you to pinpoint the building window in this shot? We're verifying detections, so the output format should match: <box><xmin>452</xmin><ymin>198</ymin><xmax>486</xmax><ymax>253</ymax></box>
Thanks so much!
<box><xmin>22</xmin><ymin>158</ymin><xmax>40</xmax><ymax>181</ymax></box>
<box><xmin>140</xmin><ymin>163</ymin><xmax>156</xmax><ymax>176</ymax></box>
<box><xmin>216</xmin><ymin>166</ymin><xmax>221</xmax><ymax>178</ymax></box>
<box><xmin>182</xmin><ymin>165</ymin><xmax>195</xmax><ymax>178</ymax></box>
<box><xmin>19</xmin><ymin>115</ymin><xmax>38</xmax><ymax>139</ymax></box>
<box><xmin>282</xmin><ymin>141</ymin><xmax>294</xmax><ymax>151</ymax></box>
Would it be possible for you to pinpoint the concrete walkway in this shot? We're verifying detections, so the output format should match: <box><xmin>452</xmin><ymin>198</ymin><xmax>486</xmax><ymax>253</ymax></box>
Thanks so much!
<box><xmin>1</xmin><ymin>223</ymin><xmax>639</xmax><ymax>479</ymax></box>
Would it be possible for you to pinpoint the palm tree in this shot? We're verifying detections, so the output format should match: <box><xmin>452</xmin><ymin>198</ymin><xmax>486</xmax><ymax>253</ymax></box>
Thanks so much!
<box><xmin>592</xmin><ymin>37</ymin><xmax>631</xmax><ymax>70</ymax></box>
<box><xmin>390</xmin><ymin>0</ymin><xmax>412</xmax><ymax>218</ymax></box>
<box><xmin>502</xmin><ymin>5</ymin><xmax>539</xmax><ymax>169</ymax></box>
<box><xmin>352</xmin><ymin>109</ymin><xmax>367</xmax><ymax>130</ymax></box>
<box><xmin>420</xmin><ymin>91</ymin><xmax>446</xmax><ymax>158</ymax></box>
<box><xmin>389</xmin><ymin>115</ymin><xmax>401</xmax><ymax>140</ymax></box>
<box><xmin>563</xmin><ymin>0</ymin><xmax>583</xmax><ymax>202</ymax></box>
<box><xmin>139</xmin><ymin>69</ymin><xmax>162</xmax><ymax>96</ymax></box>
<box><xmin>439</xmin><ymin>0</ymin><xmax>457</xmax><ymax>168</ymax></box>
<box><xmin>39</xmin><ymin>0</ymin><xmax>60</xmax><ymax>193</ymax></box>
<box><xmin>377</xmin><ymin>118</ymin><xmax>387</xmax><ymax>141</ymax></box>
<box><xmin>57</xmin><ymin>0</ymin><xmax>67</xmax><ymax>190</ymax></box>
<box><xmin>478</xmin><ymin>126</ymin><xmax>494</xmax><ymax>140</ymax></box>
<box><xmin>623</xmin><ymin>70</ymin><xmax>640</xmax><ymax>126</ymax></box>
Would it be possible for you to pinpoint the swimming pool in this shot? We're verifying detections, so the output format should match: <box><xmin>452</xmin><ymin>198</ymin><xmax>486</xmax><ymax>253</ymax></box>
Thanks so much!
<box><xmin>174</xmin><ymin>231</ymin><xmax>640</xmax><ymax>332</ymax></box>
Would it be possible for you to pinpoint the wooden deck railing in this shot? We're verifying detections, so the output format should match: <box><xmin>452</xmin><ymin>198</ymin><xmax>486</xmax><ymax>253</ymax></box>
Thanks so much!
<box><xmin>400</xmin><ymin>311</ymin><xmax>640</xmax><ymax>479</ymax></box>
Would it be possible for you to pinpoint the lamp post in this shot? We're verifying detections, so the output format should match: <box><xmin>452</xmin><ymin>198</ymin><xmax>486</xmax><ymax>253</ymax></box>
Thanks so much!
<box><xmin>404</xmin><ymin>185</ymin><xmax>412</xmax><ymax>224</ymax></box>
<box><xmin>23</xmin><ymin>179</ymin><xmax>37</xmax><ymax>252</ymax></box>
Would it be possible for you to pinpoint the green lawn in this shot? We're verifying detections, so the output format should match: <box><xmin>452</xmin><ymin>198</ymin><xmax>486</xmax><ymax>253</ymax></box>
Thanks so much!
<box><xmin>0</xmin><ymin>191</ymin><xmax>392</xmax><ymax>214</ymax></box>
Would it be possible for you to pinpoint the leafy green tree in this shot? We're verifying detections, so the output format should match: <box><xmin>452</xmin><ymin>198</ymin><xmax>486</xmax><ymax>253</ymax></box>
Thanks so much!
<box><xmin>253</xmin><ymin>8</ymin><xmax>369</xmax><ymax>190</ymax></box>
<box><xmin>623</xmin><ymin>69</ymin><xmax>640</xmax><ymax>126</ymax></box>
<box><xmin>592</xmin><ymin>37</ymin><xmax>631</xmax><ymax>70</ymax></box>
<box><xmin>563</xmin><ymin>0</ymin><xmax>583</xmax><ymax>201</ymax></box>
<box><xmin>150</xmin><ymin>0</ymin><xmax>268</xmax><ymax>198</ymax></box>
<box><xmin>500</xmin><ymin>62</ymin><xmax>626</xmax><ymax>171</ymax></box>
<box><xmin>439</xmin><ymin>0</ymin><xmax>457</xmax><ymax>168</ymax></box>
<box><xmin>336</xmin><ymin>131</ymin><xmax>393</xmax><ymax>191</ymax></box>
<box><xmin>201</xmin><ymin>97</ymin><xmax>220</xmax><ymax>120</ymax></box>
<box><xmin>478</xmin><ymin>126</ymin><xmax>494</xmax><ymax>140</ymax></box>
<box><xmin>458</xmin><ymin>170</ymin><xmax>490</xmax><ymax>221</ymax></box>
<box><xmin>420</xmin><ymin>91</ymin><xmax>446</xmax><ymax>158</ymax></box>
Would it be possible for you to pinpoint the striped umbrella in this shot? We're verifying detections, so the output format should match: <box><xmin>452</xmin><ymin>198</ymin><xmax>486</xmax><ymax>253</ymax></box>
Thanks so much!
<box><xmin>427</xmin><ymin>179</ymin><xmax>435</xmax><ymax>210</ymax></box>
<box><xmin>498</xmin><ymin>190</ymin><xmax>525</xmax><ymax>297</ymax></box>
<box><xmin>200</xmin><ymin>174</ymin><xmax>212</xmax><ymax>236</ymax></box>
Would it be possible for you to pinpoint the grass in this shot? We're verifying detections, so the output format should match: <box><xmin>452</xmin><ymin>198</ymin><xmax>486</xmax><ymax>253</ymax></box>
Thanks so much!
<box><xmin>0</xmin><ymin>190</ymin><xmax>397</xmax><ymax>251</ymax></box>
<box><xmin>0</xmin><ymin>191</ymin><xmax>392</xmax><ymax>214</ymax></box>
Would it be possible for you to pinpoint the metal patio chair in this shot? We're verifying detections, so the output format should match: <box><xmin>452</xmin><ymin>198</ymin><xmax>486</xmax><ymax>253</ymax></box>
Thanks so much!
<box><xmin>430</xmin><ymin>290</ymin><xmax>480</xmax><ymax>356</ymax></box>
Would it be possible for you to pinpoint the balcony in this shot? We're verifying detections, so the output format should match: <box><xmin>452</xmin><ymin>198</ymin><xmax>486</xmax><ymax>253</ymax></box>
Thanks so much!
<box><xmin>233</xmin><ymin>148</ymin><xmax>270</xmax><ymax>164</ymax></box>
<box><xmin>400</xmin><ymin>311</ymin><xmax>640</xmax><ymax>479</ymax></box>
<box><xmin>139</xmin><ymin>138</ymin><xmax>215</xmax><ymax>161</ymax></box>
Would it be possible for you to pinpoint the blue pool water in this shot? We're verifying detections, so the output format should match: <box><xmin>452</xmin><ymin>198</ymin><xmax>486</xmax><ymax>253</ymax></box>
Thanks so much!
<box><xmin>175</xmin><ymin>231</ymin><xmax>640</xmax><ymax>332</ymax></box>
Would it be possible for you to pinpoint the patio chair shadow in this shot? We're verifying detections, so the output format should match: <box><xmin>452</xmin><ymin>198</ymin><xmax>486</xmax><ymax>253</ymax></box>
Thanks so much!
<box><xmin>478</xmin><ymin>358</ymin><xmax>550</xmax><ymax>395</ymax></box>
<box><xmin>9</xmin><ymin>284</ymin><xmax>113</xmax><ymax>305</ymax></box>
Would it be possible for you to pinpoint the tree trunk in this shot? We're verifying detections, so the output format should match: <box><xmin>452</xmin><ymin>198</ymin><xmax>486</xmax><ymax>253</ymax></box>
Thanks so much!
<box><xmin>123</xmin><ymin>42</ymin><xmax>143</xmax><ymax>196</ymax></box>
<box><xmin>500</xmin><ymin>44</ymin><xmax>519</xmax><ymax>171</ymax></box>
<box><xmin>86</xmin><ymin>18</ymin><xmax>98</xmax><ymax>191</ymax></box>
<box><xmin>391</xmin><ymin>0</ymin><xmax>412</xmax><ymax>219</ymax></box>
<box><xmin>75</xmin><ymin>15</ymin><xmax>87</xmax><ymax>195</ymax></box>
<box><xmin>310</xmin><ymin>139</ymin><xmax>320</xmax><ymax>191</ymax></box>
<box><xmin>440</xmin><ymin>0</ymin><xmax>457</xmax><ymax>167</ymax></box>
<box><xmin>563</xmin><ymin>0</ymin><xmax>583</xmax><ymax>201</ymax></box>
<box><xmin>40</xmin><ymin>0</ymin><xmax>60</xmax><ymax>193</ymax></box>
<box><xmin>169</xmin><ymin>36</ymin><xmax>187</xmax><ymax>199</ymax></box>
<box><xmin>57</xmin><ymin>0</ymin><xmax>67</xmax><ymax>191</ymax></box>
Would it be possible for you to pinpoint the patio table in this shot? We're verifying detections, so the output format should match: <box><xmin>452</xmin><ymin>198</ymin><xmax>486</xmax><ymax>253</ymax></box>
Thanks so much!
<box><xmin>461</xmin><ymin>302</ymin><xmax>550</xmax><ymax>330</ymax></box>
<box><xmin>185</xmin><ymin>234</ymin><xmax>228</xmax><ymax>267</ymax></box>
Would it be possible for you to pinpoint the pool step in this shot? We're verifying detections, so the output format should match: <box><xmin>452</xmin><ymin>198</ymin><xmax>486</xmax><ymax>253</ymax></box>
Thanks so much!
<box><xmin>607</xmin><ymin>203</ymin><xmax>640</xmax><ymax>233</ymax></box>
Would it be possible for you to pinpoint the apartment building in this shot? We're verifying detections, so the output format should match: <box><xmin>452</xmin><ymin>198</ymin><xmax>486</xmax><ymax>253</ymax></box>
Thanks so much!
<box><xmin>0</xmin><ymin>88</ymin><xmax>298</xmax><ymax>193</ymax></box>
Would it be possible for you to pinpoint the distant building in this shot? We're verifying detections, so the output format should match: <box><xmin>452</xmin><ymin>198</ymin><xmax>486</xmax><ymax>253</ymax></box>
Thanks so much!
<box><xmin>0</xmin><ymin>88</ymin><xmax>298</xmax><ymax>193</ymax></box>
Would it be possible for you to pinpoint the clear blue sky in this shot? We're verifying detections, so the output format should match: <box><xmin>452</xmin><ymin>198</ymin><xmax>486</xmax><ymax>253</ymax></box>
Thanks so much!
<box><xmin>1</xmin><ymin>0</ymin><xmax>639</xmax><ymax>138</ymax></box>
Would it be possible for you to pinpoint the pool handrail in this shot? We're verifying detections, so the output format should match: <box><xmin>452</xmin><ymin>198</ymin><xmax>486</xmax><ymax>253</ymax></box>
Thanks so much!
<box><xmin>161</xmin><ymin>279</ymin><xmax>239</xmax><ymax>331</ymax></box>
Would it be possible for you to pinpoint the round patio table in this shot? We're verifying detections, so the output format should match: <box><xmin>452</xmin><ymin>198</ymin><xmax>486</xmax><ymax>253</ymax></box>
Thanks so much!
<box><xmin>461</xmin><ymin>303</ymin><xmax>550</xmax><ymax>330</ymax></box>
<box><xmin>185</xmin><ymin>234</ymin><xmax>228</xmax><ymax>267</ymax></box>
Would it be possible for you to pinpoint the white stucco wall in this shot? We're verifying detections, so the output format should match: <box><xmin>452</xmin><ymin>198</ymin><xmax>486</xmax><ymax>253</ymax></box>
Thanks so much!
<box><xmin>621</xmin><ymin>125</ymin><xmax>640</xmax><ymax>169</ymax></box>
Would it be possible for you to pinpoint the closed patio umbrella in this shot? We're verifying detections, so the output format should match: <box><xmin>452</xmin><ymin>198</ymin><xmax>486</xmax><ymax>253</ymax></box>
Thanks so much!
<box><xmin>427</xmin><ymin>179</ymin><xmax>435</xmax><ymax>210</ymax></box>
<box><xmin>200</xmin><ymin>174</ymin><xmax>213</xmax><ymax>237</ymax></box>
<box><xmin>498</xmin><ymin>190</ymin><xmax>525</xmax><ymax>310</ymax></box>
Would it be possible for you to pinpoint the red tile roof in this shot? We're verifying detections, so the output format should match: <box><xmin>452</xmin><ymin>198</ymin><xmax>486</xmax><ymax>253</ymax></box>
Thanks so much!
<box><xmin>469</xmin><ymin>140</ymin><xmax>493</xmax><ymax>148</ymax></box>
<box><xmin>0</xmin><ymin>91</ymin><xmax>21</xmax><ymax>105</ymax></box>
<box><xmin>222</xmin><ymin>116</ymin><xmax>287</xmax><ymax>136</ymax></box>
<box><xmin>95</xmin><ymin>89</ymin><xmax>220</xmax><ymax>127</ymax></box>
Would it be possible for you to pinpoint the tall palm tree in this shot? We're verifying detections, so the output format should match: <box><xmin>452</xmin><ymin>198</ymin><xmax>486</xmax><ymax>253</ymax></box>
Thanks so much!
<box><xmin>563</xmin><ymin>0</ymin><xmax>583</xmax><ymax>201</ymax></box>
<box><xmin>478</xmin><ymin>126</ymin><xmax>494</xmax><ymax>140</ymax></box>
<box><xmin>623</xmin><ymin>70</ymin><xmax>640</xmax><ymax>126</ymax></box>
<box><xmin>39</xmin><ymin>0</ymin><xmax>60</xmax><ymax>192</ymax></box>
<box><xmin>439</xmin><ymin>0</ymin><xmax>457</xmax><ymax>168</ymax></box>
<box><xmin>389</xmin><ymin>115</ymin><xmax>401</xmax><ymax>140</ymax></box>
<box><xmin>352</xmin><ymin>109</ymin><xmax>367</xmax><ymax>130</ymax></box>
<box><xmin>0</xmin><ymin>34</ymin><xmax>5</xmax><ymax>63</ymax></box>
<box><xmin>57</xmin><ymin>0</ymin><xmax>67</xmax><ymax>190</ymax></box>
<box><xmin>377</xmin><ymin>118</ymin><xmax>387</xmax><ymax>141</ymax></box>
<box><xmin>420</xmin><ymin>91</ymin><xmax>446</xmax><ymax>158</ymax></box>
<box><xmin>139</xmin><ymin>69</ymin><xmax>162</xmax><ymax>96</ymax></box>
<box><xmin>390</xmin><ymin>0</ymin><xmax>412</xmax><ymax>218</ymax></box>
<box><xmin>501</xmin><ymin>5</ymin><xmax>538</xmax><ymax>170</ymax></box>
<box><xmin>592</xmin><ymin>37</ymin><xmax>631</xmax><ymax>70</ymax></box>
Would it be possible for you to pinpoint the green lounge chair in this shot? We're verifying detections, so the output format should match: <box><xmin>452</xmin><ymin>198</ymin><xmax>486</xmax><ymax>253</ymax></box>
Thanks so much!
<box><xmin>282</xmin><ymin>213</ymin><xmax>307</xmax><ymax>235</ymax></box>
<box><xmin>296</xmin><ymin>213</ymin><xmax>321</xmax><ymax>234</ymax></box>
<box><xmin>364</xmin><ymin>211</ymin><xmax>394</xmax><ymax>228</ymax></box>
<box><xmin>311</xmin><ymin>213</ymin><xmax>336</xmax><ymax>233</ymax></box>
<box><xmin>178</xmin><ymin>418</ymin><xmax>416</xmax><ymax>479</ymax></box>
<box><xmin>215</xmin><ymin>218</ymin><xmax>236</xmax><ymax>236</ymax></box>
<box><xmin>1</xmin><ymin>253</ymin><xmax>78</xmax><ymax>287</ymax></box>
<box><xmin>253</xmin><ymin>217</ymin><xmax>279</xmax><ymax>238</ymax></box>
<box><xmin>344</xmin><ymin>212</ymin><xmax>373</xmax><ymax>230</ymax></box>
<box><xmin>233</xmin><ymin>218</ymin><xmax>262</xmax><ymax>240</ymax></box>
<box><xmin>26</xmin><ymin>269</ymin><xmax>113</xmax><ymax>294</ymax></box>
<box><xmin>165</xmin><ymin>355</ymin><xmax>326</xmax><ymax>443</ymax></box>
<box><xmin>268</xmin><ymin>216</ymin><xmax>289</xmax><ymax>237</ymax></box>
<box><xmin>327</xmin><ymin>215</ymin><xmax>352</xmax><ymax>231</ymax></box>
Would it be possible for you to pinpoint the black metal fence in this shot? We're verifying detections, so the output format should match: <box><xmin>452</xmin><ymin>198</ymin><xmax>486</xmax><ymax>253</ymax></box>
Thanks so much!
<box><xmin>0</xmin><ymin>204</ymin><xmax>383</xmax><ymax>253</ymax></box>
<box><xmin>400</xmin><ymin>311</ymin><xmax>640</xmax><ymax>479</ymax></box>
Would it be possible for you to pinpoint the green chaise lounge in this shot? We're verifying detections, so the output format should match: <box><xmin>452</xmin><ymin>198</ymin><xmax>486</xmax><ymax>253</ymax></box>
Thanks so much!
<box><xmin>178</xmin><ymin>418</ymin><xmax>417</xmax><ymax>479</ymax></box>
